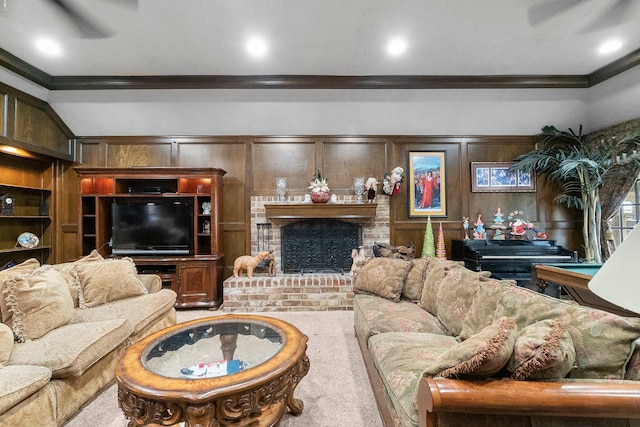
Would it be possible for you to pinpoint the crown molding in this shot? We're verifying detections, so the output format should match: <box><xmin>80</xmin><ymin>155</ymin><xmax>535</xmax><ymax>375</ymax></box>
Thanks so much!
<box><xmin>1</xmin><ymin>46</ymin><xmax>639</xmax><ymax>91</ymax></box>
<box><xmin>46</xmin><ymin>74</ymin><xmax>590</xmax><ymax>90</ymax></box>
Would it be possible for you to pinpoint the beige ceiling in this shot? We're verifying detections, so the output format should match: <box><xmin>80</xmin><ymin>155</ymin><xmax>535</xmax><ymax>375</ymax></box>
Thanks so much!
<box><xmin>1</xmin><ymin>0</ymin><xmax>640</xmax><ymax>79</ymax></box>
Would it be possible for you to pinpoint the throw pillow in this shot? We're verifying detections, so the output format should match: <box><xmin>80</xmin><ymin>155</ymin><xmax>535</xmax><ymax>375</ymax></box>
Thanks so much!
<box><xmin>50</xmin><ymin>250</ymin><xmax>104</xmax><ymax>307</ymax></box>
<box><xmin>353</xmin><ymin>257</ymin><xmax>412</xmax><ymax>302</ymax></box>
<box><xmin>508</xmin><ymin>318</ymin><xmax>576</xmax><ymax>380</ymax></box>
<box><xmin>435</xmin><ymin>268</ymin><xmax>492</xmax><ymax>336</ymax></box>
<box><xmin>494</xmin><ymin>283</ymin><xmax>640</xmax><ymax>379</ymax></box>
<box><xmin>0</xmin><ymin>322</ymin><xmax>14</xmax><ymax>366</ymax></box>
<box><xmin>1</xmin><ymin>266</ymin><xmax>74</xmax><ymax>342</ymax></box>
<box><xmin>75</xmin><ymin>258</ymin><xmax>147</xmax><ymax>308</ymax></box>
<box><xmin>421</xmin><ymin>316</ymin><xmax>517</xmax><ymax>379</ymax></box>
<box><xmin>417</xmin><ymin>258</ymin><xmax>465</xmax><ymax>315</ymax></box>
<box><xmin>402</xmin><ymin>258</ymin><xmax>430</xmax><ymax>302</ymax></box>
<box><xmin>459</xmin><ymin>278</ymin><xmax>516</xmax><ymax>340</ymax></box>
<box><xmin>0</xmin><ymin>258</ymin><xmax>40</xmax><ymax>323</ymax></box>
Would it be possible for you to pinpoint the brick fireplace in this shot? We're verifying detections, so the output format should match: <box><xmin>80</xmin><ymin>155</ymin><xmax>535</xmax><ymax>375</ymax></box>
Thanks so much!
<box><xmin>223</xmin><ymin>195</ymin><xmax>390</xmax><ymax>312</ymax></box>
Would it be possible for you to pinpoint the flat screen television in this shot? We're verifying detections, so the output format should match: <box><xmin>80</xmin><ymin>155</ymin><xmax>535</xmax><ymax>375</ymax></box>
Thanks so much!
<box><xmin>111</xmin><ymin>201</ymin><xmax>191</xmax><ymax>255</ymax></box>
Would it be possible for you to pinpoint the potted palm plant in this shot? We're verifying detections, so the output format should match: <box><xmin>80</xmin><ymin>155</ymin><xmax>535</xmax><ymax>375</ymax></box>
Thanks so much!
<box><xmin>510</xmin><ymin>125</ymin><xmax>640</xmax><ymax>263</ymax></box>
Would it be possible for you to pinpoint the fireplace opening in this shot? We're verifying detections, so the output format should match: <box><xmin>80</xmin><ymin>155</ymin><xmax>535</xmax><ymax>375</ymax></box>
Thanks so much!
<box><xmin>281</xmin><ymin>219</ymin><xmax>361</xmax><ymax>274</ymax></box>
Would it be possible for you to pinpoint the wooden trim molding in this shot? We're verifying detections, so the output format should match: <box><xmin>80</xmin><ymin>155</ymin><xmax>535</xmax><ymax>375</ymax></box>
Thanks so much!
<box><xmin>264</xmin><ymin>203</ymin><xmax>378</xmax><ymax>220</ymax></box>
<box><xmin>2</xmin><ymin>46</ymin><xmax>640</xmax><ymax>91</ymax></box>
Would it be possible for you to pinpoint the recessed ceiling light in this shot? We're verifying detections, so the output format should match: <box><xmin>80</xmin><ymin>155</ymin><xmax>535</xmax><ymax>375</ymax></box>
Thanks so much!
<box><xmin>246</xmin><ymin>37</ymin><xmax>268</xmax><ymax>58</ymax></box>
<box><xmin>35</xmin><ymin>38</ymin><xmax>61</xmax><ymax>56</ymax></box>
<box><xmin>387</xmin><ymin>38</ymin><xmax>407</xmax><ymax>56</ymax></box>
<box><xmin>599</xmin><ymin>39</ymin><xmax>622</xmax><ymax>54</ymax></box>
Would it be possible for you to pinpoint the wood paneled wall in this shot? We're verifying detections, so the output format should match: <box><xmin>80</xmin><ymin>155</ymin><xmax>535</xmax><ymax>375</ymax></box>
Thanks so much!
<box><xmin>69</xmin><ymin>135</ymin><xmax>581</xmax><ymax>278</ymax></box>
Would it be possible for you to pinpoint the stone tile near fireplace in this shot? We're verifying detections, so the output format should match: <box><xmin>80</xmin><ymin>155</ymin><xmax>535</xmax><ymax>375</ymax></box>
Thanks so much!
<box><xmin>223</xmin><ymin>195</ymin><xmax>390</xmax><ymax>312</ymax></box>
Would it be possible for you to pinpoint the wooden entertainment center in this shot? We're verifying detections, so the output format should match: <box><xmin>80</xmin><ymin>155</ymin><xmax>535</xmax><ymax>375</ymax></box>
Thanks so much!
<box><xmin>75</xmin><ymin>167</ymin><xmax>226</xmax><ymax>309</ymax></box>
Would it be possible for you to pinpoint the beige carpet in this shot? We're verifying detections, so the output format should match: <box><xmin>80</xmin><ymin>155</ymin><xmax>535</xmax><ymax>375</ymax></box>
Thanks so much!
<box><xmin>64</xmin><ymin>310</ymin><xmax>383</xmax><ymax>427</ymax></box>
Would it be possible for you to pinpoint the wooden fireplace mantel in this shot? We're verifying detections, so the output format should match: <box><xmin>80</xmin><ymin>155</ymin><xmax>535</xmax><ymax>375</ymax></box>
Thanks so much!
<box><xmin>264</xmin><ymin>203</ymin><xmax>377</xmax><ymax>220</ymax></box>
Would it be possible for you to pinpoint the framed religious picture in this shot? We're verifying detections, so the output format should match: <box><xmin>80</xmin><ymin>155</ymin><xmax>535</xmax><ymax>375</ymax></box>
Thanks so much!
<box><xmin>470</xmin><ymin>162</ymin><xmax>536</xmax><ymax>192</ymax></box>
<box><xmin>408</xmin><ymin>151</ymin><xmax>447</xmax><ymax>217</ymax></box>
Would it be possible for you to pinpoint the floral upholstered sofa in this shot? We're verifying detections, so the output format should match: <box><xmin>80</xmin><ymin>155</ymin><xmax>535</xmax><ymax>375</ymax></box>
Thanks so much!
<box><xmin>0</xmin><ymin>251</ymin><xmax>177</xmax><ymax>427</ymax></box>
<box><xmin>353</xmin><ymin>256</ymin><xmax>640</xmax><ymax>427</ymax></box>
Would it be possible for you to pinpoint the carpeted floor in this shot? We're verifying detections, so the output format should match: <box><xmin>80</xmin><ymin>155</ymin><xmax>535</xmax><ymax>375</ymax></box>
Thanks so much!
<box><xmin>64</xmin><ymin>310</ymin><xmax>383</xmax><ymax>427</ymax></box>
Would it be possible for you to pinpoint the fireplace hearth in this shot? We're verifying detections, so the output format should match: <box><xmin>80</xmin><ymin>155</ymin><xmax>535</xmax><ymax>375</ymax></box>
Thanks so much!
<box><xmin>281</xmin><ymin>219</ymin><xmax>361</xmax><ymax>273</ymax></box>
<box><xmin>222</xmin><ymin>196</ymin><xmax>390</xmax><ymax>312</ymax></box>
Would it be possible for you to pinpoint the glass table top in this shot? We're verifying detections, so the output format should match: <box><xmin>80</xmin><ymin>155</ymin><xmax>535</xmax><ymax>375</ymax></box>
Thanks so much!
<box><xmin>142</xmin><ymin>319</ymin><xmax>284</xmax><ymax>379</ymax></box>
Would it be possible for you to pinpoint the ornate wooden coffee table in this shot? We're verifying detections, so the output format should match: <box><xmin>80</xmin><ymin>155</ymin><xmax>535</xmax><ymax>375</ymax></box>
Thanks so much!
<box><xmin>115</xmin><ymin>314</ymin><xmax>309</xmax><ymax>427</ymax></box>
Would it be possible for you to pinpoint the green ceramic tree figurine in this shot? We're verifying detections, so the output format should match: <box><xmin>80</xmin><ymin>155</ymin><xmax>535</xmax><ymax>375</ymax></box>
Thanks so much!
<box><xmin>422</xmin><ymin>216</ymin><xmax>436</xmax><ymax>258</ymax></box>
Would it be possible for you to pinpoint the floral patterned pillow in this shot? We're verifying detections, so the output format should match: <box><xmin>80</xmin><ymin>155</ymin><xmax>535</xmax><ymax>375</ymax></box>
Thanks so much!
<box><xmin>354</xmin><ymin>258</ymin><xmax>412</xmax><ymax>302</ymax></box>
<box><xmin>418</xmin><ymin>258</ymin><xmax>464</xmax><ymax>315</ymax></box>
<box><xmin>495</xmin><ymin>284</ymin><xmax>640</xmax><ymax>379</ymax></box>
<box><xmin>508</xmin><ymin>318</ymin><xmax>576</xmax><ymax>380</ymax></box>
<box><xmin>459</xmin><ymin>278</ymin><xmax>515</xmax><ymax>340</ymax></box>
<box><xmin>402</xmin><ymin>258</ymin><xmax>430</xmax><ymax>302</ymax></box>
<box><xmin>435</xmin><ymin>268</ymin><xmax>492</xmax><ymax>336</ymax></box>
<box><xmin>420</xmin><ymin>316</ymin><xmax>517</xmax><ymax>380</ymax></box>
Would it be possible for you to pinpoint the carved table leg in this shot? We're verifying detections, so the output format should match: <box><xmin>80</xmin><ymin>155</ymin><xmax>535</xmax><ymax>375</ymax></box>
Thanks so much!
<box><xmin>184</xmin><ymin>402</ymin><xmax>218</xmax><ymax>427</ymax></box>
<box><xmin>286</xmin><ymin>354</ymin><xmax>310</xmax><ymax>416</ymax></box>
<box><xmin>536</xmin><ymin>278</ymin><xmax>548</xmax><ymax>294</ymax></box>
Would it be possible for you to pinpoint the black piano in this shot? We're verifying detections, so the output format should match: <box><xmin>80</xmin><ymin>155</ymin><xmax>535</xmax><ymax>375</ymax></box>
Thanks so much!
<box><xmin>451</xmin><ymin>239</ymin><xmax>578</xmax><ymax>296</ymax></box>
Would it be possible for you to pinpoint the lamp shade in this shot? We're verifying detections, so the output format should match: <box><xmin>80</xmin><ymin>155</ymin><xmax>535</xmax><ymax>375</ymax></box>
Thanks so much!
<box><xmin>589</xmin><ymin>222</ymin><xmax>640</xmax><ymax>315</ymax></box>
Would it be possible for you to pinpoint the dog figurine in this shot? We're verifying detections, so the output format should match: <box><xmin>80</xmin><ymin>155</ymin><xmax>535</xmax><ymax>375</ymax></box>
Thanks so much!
<box><xmin>350</xmin><ymin>246</ymin><xmax>369</xmax><ymax>276</ymax></box>
<box><xmin>233</xmin><ymin>251</ymin><xmax>271</xmax><ymax>278</ymax></box>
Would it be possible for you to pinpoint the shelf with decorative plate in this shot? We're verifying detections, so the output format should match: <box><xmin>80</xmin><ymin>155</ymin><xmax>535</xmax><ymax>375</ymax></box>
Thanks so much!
<box><xmin>0</xmin><ymin>246</ymin><xmax>52</xmax><ymax>255</ymax></box>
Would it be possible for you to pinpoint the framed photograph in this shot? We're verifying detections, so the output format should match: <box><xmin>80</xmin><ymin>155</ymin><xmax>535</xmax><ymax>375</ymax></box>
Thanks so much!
<box><xmin>471</xmin><ymin>162</ymin><xmax>536</xmax><ymax>192</ymax></box>
<box><xmin>408</xmin><ymin>151</ymin><xmax>447</xmax><ymax>217</ymax></box>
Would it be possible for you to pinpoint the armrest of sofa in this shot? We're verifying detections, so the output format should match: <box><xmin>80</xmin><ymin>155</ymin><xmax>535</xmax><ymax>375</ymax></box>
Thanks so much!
<box><xmin>138</xmin><ymin>274</ymin><xmax>162</xmax><ymax>293</ymax></box>
<box><xmin>417</xmin><ymin>377</ymin><xmax>640</xmax><ymax>427</ymax></box>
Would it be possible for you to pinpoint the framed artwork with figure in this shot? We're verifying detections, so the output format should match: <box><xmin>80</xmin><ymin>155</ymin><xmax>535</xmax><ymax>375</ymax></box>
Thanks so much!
<box><xmin>408</xmin><ymin>151</ymin><xmax>447</xmax><ymax>217</ymax></box>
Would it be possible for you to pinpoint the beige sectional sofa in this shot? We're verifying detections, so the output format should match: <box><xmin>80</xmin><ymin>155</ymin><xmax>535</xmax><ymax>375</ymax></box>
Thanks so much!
<box><xmin>353</xmin><ymin>256</ymin><xmax>640</xmax><ymax>427</ymax></box>
<box><xmin>0</xmin><ymin>252</ymin><xmax>177</xmax><ymax>427</ymax></box>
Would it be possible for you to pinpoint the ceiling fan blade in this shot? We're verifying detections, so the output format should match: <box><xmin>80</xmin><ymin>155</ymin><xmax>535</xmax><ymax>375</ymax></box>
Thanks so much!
<box><xmin>528</xmin><ymin>0</ymin><xmax>585</xmax><ymax>26</ymax></box>
<box><xmin>49</xmin><ymin>0</ymin><xmax>113</xmax><ymax>39</ymax></box>
<box><xmin>580</xmin><ymin>0</ymin><xmax>632</xmax><ymax>32</ymax></box>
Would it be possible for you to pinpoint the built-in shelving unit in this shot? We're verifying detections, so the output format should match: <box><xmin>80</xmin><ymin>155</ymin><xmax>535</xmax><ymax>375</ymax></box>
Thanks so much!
<box><xmin>0</xmin><ymin>153</ymin><xmax>54</xmax><ymax>267</ymax></box>
<box><xmin>75</xmin><ymin>167</ymin><xmax>226</xmax><ymax>309</ymax></box>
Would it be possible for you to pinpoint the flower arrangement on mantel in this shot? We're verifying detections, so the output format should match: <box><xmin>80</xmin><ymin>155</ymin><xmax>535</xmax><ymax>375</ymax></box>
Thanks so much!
<box><xmin>309</xmin><ymin>169</ymin><xmax>330</xmax><ymax>203</ymax></box>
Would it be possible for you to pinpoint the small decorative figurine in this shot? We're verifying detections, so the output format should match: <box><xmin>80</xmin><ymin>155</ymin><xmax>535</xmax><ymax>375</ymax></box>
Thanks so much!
<box><xmin>473</xmin><ymin>213</ymin><xmax>486</xmax><ymax>239</ymax></box>
<box><xmin>382</xmin><ymin>166</ymin><xmax>405</xmax><ymax>196</ymax></box>
<box><xmin>202</xmin><ymin>201</ymin><xmax>211</xmax><ymax>214</ymax></box>
<box><xmin>203</xmin><ymin>220</ymin><xmax>211</xmax><ymax>234</ymax></box>
<box><xmin>365</xmin><ymin>177</ymin><xmax>378</xmax><ymax>202</ymax></box>
<box><xmin>303</xmin><ymin>194</ymin><xmax>312</xmax><ymax>204</ymax></box>
<box><xmin>350</xmin><ymin>246</ymin><xmax>369</xmax><ymax>276</ymax></box>
<box><xmin>462</xmin><ymin>217</ymin><xmax>470</xmax><ymax>240</ymax></box>
<box><xmin>233</xmin><ymin>251</ymin><xmax>271</xmax><ymax>278</ymax></box>
<box><xmin>330</xmin><ymin>193</ymin><xmax>338</xmax><ymax>203</ymax></box>
<box><xmin>491</xmin><ymin>208</ymin><xmax>506</xmax><ymax>229</ymax></box>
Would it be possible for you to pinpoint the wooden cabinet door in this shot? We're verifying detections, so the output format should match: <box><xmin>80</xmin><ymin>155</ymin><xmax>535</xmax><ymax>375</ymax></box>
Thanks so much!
<box><xmin>177</xmin><ymin>261</ymin><xmax>215</xmax><ymax>307</ymax></box>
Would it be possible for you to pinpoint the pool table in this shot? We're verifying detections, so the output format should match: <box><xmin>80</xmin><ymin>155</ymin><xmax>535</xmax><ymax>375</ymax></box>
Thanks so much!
<box><xmin>533</xmin><ymin>263</ymin><xmax>638</xmax><ymax>317</ymax></box>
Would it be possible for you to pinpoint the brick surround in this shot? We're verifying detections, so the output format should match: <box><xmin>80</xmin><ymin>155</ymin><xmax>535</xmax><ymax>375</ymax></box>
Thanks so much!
<box><xmin>222</xmin><ymin>195</ymin><xmax>390</xmax><ymax>312</ymax></box>
<box><xmin>223</xmin><ymin>273</ymin><xmax>354</xmax><ymax>312</ymax></box>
